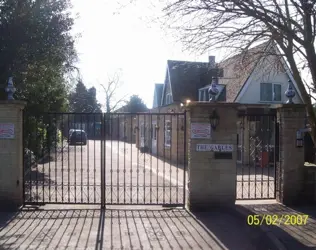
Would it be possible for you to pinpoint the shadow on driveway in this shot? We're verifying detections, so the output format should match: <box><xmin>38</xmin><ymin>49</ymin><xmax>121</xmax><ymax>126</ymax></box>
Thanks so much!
<box><xmin>0</xmin><ymin>206</ymin><xmax>282</xmax><ymax>250</ymax></box>
<box><xmin>237</xmin><ymin>203</ymin><xmax>316</xmax><ymax>250</ymax></box>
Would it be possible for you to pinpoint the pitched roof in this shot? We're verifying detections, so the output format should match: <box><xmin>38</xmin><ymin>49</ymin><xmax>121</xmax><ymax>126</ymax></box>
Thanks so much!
<box><xmin>153</xmin><ymin>83</ymin><xmax>163</xmax><ymax>107</ymax></box>
<box><xmin>167</xmin><ymin>60</ymin><xmax>210</xmax><ymax>102</ymax></box>
<box><xmin>217</xmin><ymin>41</ymin><xmax>271</xmax><ymax>102</ymax></box>
<box><xmin>165</xmin><ymin>41</ymin><xmax>271</xmax><ymax>103</ymax></box>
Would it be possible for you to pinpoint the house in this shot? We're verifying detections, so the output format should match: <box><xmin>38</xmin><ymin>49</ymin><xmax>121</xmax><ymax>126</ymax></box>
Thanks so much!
<box><xmin>152</xmin><ymin>84</ymin><xmax>164</xmax><ymax>108</ymax></box>
<box><xmin>136</xmin><ymin>41</ymin><xmax>305</xmax><ymax>165</ymax></box>
<box><xmin>64</xmin><ymin>114</ymin><xmax>102</xmax><ymax>139</ymax></box>
<box><xmin>109</xmin><ymin>105</ymin><xmax>137</xmax><ymax>143</ymax></box>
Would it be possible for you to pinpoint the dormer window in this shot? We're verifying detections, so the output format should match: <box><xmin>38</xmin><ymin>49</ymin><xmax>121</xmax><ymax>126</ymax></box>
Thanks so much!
<box><xmin>166</xmin><ymin>93</ymin><xmax>172</xmax><ymax>105</ymax></box>
<box><xmin>199</xmin><ymin>88</ymin><xmax>209</xmax><ymax>101</ymax></box>
<box><xmin>260</xmin><ymin>83</ymin><xmax>281</xmax><ymax>102</ymax></box>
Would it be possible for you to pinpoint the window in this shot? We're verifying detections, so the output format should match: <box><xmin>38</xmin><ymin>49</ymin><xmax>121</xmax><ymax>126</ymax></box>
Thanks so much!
<box><xmin>164</xmin><ymin>121</ymin><xmax>171</xmax><ymax>147</ymax></box>
<box><xmin>260</xmin><ymin>83</ymin><xmax>281</xmax><ymax>102</ymax></box>
<box><xmin>199</xmin><ymin>89</ymin><xmax>209</xmax><ymax>101</ymax></box>
<box><xmin>166</xmin><ymin>93</ymin><xmax>172</xmax><ymax>105</ymax></box>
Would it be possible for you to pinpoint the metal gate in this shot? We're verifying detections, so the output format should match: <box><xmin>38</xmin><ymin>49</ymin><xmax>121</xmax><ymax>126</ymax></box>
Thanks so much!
<box><xmin>23</xmin><ymin>112</ymin><xmax>186</xmax><ymax>206</ymax></box>
<box><xmin>236</xmin><ymin>108</ymin><xmax>279</xmax><ymax>200</ymax></box>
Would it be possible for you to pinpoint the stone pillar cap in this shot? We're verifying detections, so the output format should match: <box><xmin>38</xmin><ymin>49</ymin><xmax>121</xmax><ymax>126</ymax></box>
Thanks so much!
<box><xmin>0</xmin><ymin>100</ymin><xmax>27</xmax><ymax>108</ymax></box>
<box><xmin>271</xmin><ymin>103</ymin><xmax>306</xmax><ymax>109</ymax></box>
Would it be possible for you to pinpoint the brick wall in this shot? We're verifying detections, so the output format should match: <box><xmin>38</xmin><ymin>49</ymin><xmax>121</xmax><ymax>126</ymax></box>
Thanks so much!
<box><xmin>135</xmin><ymin>103</ymin><xmax>186</xmax><ymax>165</ymax></box>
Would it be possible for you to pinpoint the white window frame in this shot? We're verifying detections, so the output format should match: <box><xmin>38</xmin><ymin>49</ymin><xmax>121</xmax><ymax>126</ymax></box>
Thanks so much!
<box><xmin>198</xmin><ymin>87</ymin><xmax>210</xmax><ymax>102</ymax></box>
<box><xmin>166</xmin><ymin>93</ymin><xmax>172</xmax><ymax>105</ymax></box>
<box><xmin>164</xmin><ymin>120</ymin><xmax>171</xmax><ymax>147</ymax></box>
<box><xmin>260</xmin><ymin>83</ymin><xmax>282</xmax><ymax>102</ymax></box>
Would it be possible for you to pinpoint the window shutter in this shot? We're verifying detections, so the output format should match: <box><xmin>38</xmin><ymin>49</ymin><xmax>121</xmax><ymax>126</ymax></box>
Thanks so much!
<box><xmin>273</xmin><ymin>84</ymin><xmax>282</xmax><ymax>101</ymax></box>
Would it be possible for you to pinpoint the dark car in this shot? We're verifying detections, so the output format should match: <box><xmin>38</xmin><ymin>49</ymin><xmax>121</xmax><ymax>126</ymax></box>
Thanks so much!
<box><xmin>69</xmin><ymin>129</ymin><xmax>87</xmax><ymax>145</ymax></box>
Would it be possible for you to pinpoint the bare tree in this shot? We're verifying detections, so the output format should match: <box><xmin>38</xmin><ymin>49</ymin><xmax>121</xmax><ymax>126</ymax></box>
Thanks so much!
<box><xmin>100</xmin><ymin>71</ymin><xmax>127</xmax><ymax>113</ymax></box>
<box><xmin>162</xmin><ymin>0</ymin><xmax>316</xmax><ymax>142</ymax></box>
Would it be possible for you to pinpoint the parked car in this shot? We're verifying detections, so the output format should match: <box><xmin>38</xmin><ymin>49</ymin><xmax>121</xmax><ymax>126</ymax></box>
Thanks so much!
<box><xmin>69</xmin><ymin>129</ymin><xmax>87</xmax><ymax>145</ymax></box>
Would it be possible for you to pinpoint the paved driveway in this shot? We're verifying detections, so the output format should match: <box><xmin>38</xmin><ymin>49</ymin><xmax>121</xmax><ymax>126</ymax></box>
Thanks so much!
<box><xmin>0</xmin><ymin>207</ymin><xmax>278</xmax><ymax>250</ymax></box>
<box><xmin>24</xmin><ymin>139</ymin><xmax>277</xmax><ymax>204</ymax></box>
<box><xmin>24</xmin><ymin>140</ymin><xmax>185</xmax><ymax>205</ymax></box>
<box><xmin>236</xmin><ymin>166</ymin><xmax>275</xmax><ymax>199</ymax></box>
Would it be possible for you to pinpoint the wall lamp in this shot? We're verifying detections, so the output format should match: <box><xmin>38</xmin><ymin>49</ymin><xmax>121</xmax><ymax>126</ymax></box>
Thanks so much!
<box><xmin>209</xmin><ymin>109</ymin><xmax>220</xmax><ymax>130</ymax></box>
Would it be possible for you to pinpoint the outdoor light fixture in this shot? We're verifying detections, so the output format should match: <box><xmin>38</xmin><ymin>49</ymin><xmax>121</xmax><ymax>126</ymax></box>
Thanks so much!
<box><xmin>186</xmin><ymin>99</ymin><xmax>191</xmax><ymax>104</ymax></box>
<box><xmin>209</xmin><ymin>109</ymin><xmax>220</xmax><ymax>130</ymax></box>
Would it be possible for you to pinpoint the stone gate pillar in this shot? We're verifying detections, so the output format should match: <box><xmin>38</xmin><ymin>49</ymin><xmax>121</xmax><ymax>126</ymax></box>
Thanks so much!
<box><xmin>186</xmin><ymin>102</ymin><xmax>239</xmax><ymax>211</ymax></box>
<box><xmin>0</xmin><ymin>100</ymin><xmax>26</xmax><ymax>210</ymax></box>
<box><xmin>276</xmin><ymin>104</ymin><xmax>306</xmax><ymax>205</ymax></box>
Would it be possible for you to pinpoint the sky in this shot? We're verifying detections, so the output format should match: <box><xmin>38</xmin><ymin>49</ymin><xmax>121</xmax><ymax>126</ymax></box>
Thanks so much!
<box><xmin>70</xmin><ymin>0</ymin><xmax>314</xmax><ymax>108</ymax></box>
<box><xmin>70</xmin><ymin>0</ymin><xmax>218</xmax><ymax>110</ymax></box>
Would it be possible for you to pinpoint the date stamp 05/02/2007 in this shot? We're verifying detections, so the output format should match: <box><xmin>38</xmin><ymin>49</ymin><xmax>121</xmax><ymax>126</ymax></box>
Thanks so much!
<box><xmin>247</xmin><ymin>214</ymin><xmax>309</xmax><ymax>226</ymax></box>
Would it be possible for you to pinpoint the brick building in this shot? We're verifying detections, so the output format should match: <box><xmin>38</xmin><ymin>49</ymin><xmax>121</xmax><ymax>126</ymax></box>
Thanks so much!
<box><xmin>136</xmin><ymin>41</ymin><xmax>304</xmax><ymax>166</ymax></box>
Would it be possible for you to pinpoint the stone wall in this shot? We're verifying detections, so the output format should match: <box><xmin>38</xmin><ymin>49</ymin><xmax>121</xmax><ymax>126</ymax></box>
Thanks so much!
<box><xmin>0</xmin><ymin>100</ymin><xmax>26</xmax><ymax>210</ymax></box>
<box><xmin>186</xmin><ymin>102</ymin><xmax>239</xmax><ymax>211</ymax></box>
<box><xmin>276</xmin><ymin>104</ymin><xmax>306</xmax><ymax>205</ymax></box>
<box><xmin>302</xmin><ymin>165</ymin><xmax>316</xmax><ymax>204</ymax></box>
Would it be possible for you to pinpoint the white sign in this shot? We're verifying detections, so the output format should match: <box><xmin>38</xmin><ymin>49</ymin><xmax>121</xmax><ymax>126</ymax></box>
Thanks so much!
<box><xmin>0</xmin><ymin>123</ymin><xmax>15</xmax><ymax>139</ymax></box>
<box><xmin>191</xmin><ymin>123</ymin><xmax>211</xmax><ymax>139</ymax></box>
<box><xmin>196</xmin><ymin>144</ymin><xmax>233</xmax><ymax>152</ymax></box>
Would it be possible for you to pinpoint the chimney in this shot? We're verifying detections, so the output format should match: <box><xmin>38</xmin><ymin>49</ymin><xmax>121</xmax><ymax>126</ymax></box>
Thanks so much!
<box><xmin>208</xmin><ymin>56</ymin><xmax>216</xmax><ymax>68</ymax></box>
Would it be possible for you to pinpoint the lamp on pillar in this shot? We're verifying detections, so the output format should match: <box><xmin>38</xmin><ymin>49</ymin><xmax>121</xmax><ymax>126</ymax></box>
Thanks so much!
<box><xmin>209</xmin><ymin>109</ymin><xmax>220</xmax><ymax>130</ymax></box>
<box><xmin>285</xmin><ymin>79</ymin><xmax>295</xmax><ymax>104</ymax></box>
<box><xmin>5</xmin><ymin>77</ymin><xmax>16</xmax><ymax>100</ymax></box>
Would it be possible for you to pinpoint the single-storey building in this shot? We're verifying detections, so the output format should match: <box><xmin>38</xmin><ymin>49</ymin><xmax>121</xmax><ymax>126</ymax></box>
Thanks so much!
<box><xmin>108</xmin><ymin>105</ymin><xmax>137</xmax><ymax>143</ymax></box>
